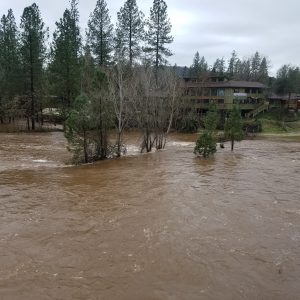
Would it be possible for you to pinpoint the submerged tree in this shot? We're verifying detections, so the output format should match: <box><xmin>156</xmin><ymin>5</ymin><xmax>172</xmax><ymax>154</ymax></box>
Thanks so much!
<box><xmin>87</xmin><ymin>0</ymin><xmax>113</xmax><ymax>66</ymax></box>
<box><xmin>20</xmin><ymin>3</ymin><xmax>48</xmax><ymax>130</ymax></box>
<box><xmin>65</xmin><ymin>68</ymin><xmax>114</xmax><ymax>163</ymax></box>
<box><xmin>224</xmin><ymin>105</ymin><xmax>244</xmax><ymax>151</ymax></box>
<box><xmin>89</xmin><ymin>68</ymin><xmax>114</xmax><ymax>159</ymax></box>
<box><xmin>65</xmin><ymin>93</ymin><xmax>92</xmax><ymax>163</ymax></box>
<box><xmin>194</xmin><ymin>132</ymin><xmax>217</xmax><ymax>158</ymax></box>
<box><xmin>194</xmin><ymin>104</ymin><xmax>219</xmax><ymax>158</ymax></box>
<box><xmin>133</xmin><ymin>66</ymin><xmax>181</xmax><ymax>152</ymax></box>
<box><xmin>109</xmin><ymin>61</ymin><xmax>135</xmax><ymax>157</ymax></box>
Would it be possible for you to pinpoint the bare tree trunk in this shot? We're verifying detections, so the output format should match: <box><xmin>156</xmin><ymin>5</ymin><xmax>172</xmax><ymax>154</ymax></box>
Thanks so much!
<box><xmin>83</xmin><ymin>130</ymin><xmax>88</xmax><ymax>163</ymax></box>
<box><xmin>27</xmin><ymin>117</ymin><xmax>30</xmax><ymax>131</ymax></box>
<box><xmin>29</xmin><ymin>34</ymin><xmax>35</xmax><ymax>131</ymax></box>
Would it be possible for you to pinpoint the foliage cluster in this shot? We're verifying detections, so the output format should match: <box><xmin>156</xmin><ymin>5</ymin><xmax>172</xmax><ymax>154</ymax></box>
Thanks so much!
<box><xmin>224</xmin><ymin>105</ymin><xmax>244</xmax><ymax>151</ymax></box>
<box><xmin>194</xmin><ymin>104</ymin><xmax>219</xmax><ymax>158</ymax></box>
<box><xmin>189</xmin><ymin>50</ymin><xmax>269</xmax><ymax>84</ymax></box>
<box><xmin>0</xmin><ymin>0</ymin><xmax>178</xmax><ymax>163</ymax></box>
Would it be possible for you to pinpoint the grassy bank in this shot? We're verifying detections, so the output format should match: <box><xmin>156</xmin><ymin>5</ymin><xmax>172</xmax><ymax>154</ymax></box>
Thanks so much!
<box><xmin>257</xmin><ymin>109</ymin><xmax>300</xmax><ymax>134</ymax></box>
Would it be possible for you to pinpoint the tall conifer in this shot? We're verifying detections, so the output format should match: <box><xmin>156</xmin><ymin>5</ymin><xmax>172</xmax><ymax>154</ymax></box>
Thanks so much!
<box><xmin>115</xmin><ymin>0</ymin><xmax>144</xmax><ymax>65</ymax></box>
<box><xmin>20</xmin><ymin>3</ymin><xmax>47</xmax><ymax>130</ymax></box>
<box><xmin>0</xmin><ymin>9</ymin><xmax>20</xmax><ymax>122</ymax></box>
<box><xmin>87</xmin><ymin>0</ymin><xmax>113</xmax><ymax>66</ymax></box>
<box><xmin>50</xmin><ymin>0</ymin><xmax>81</xmax><ymax>111</ymax></box>
<box><xmin>145</xmin><ymin>0</ymin><xmax>173</xmax><ymax>71</ymax></box>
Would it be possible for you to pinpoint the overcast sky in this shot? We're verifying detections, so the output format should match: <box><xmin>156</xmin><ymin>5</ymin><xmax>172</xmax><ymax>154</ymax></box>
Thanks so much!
<box><xmin>1</xmin><ymin>0</ymin><xmax>300</xmax><ymax>75</ymax></box>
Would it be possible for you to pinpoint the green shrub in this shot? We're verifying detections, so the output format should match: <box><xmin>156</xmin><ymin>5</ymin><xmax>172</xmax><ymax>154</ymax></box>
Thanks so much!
<box><xmin>194</xmin><ymin>132</ymin><xmax>217</xmax><ymax>158</ymax></box>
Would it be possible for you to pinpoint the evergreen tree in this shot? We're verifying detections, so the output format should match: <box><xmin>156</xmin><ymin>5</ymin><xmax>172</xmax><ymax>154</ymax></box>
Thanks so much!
<box><xmin>212</xmin><ymin>58</ymin><xmax>225</xmax><ymax>75</ymax></box>
<box><xmin>190</xmin><ymin>52</ymin><xmax>208</xmax><ymax>78</ymax></box>
<box><xmin>145</xmin><ymin>0</ymin><xmax>173</xmax><ymax>72</ymax></box>
<box><xmin>65</xmin><ymin>93</ymin><xmax>93</xmax><ymax>163</ymax></box>
<box><xmin>227</xmin><ymin>50</ymin><xmax>238</xmax><ymax>77</ymax></box>
<box><xmin>250</xmin><ymin>51</ymin><xmax>261</xmax><ymax>81</ymax></box>
<box><xmin>182</xmin><ymin>66</ymin><xmax>190</xmax><ymax>78</ymax></box>
<box><xmin>50</xmin><ymin>0</ymin><xmax>81</xmax><ymax>113</ymax></box>
<box><xmin>89</xmin><ymin>69</ymin><xmax>114</xmax><ymax>159</ymax></box>
<box><xmin>275</xmin><ymin>65</ymin><xmax>300</xmax><ymax>95</ymax></box>
<box><xmin>203</xmin><ymin>103</ymin><xmax>219</xmax><ymax>133</ymax></box>
<box><xmin>115</xmin><ymin>0</ymin><xmax>144</xmax><ymax>65</ymax></box>
<box><xmin>87</xmin><ymin>0</ymin><xmax>113</xmax><ymax>66</ymax></box>
<box><xmin>224</xmin><ymin>105</ymin><xmax>244</xmax><ymax>151</ymax></box>
<box><xmin>194</xmin><ymin>132</ymin><xmax>217</xmax><ymax>158</ymax></box>
<box><xmin>0</xmin><ymin>9</ymin><xmax>20</xmax><ymax>123</ymax></box>
<box><xmin>20</xmin><ymin>3</ymin><xmax>48</xmax><ymax>130</ymax></box>
<box><xmin>194</xmin><ymin>104</ymin><xmax>219</xmax><ymax>158</ymax></box>
<box><xmin>65</xmin><ymin>68</ymin><xmax>114</xmax><ymax>163</ymax></box>
<box><xmin>258</xmin><ymin>57</ymin><xmax>269</xmax><ymax>84</ymax></box>
<box><xmin>191</xmin><ymin>51</ymin><xmax>200</xmax><ymax>77</ymax></box>
<box><xmin>235</xmin><ymin>58</ymin><xmax>251</xmax><ymax>81</ymax></box>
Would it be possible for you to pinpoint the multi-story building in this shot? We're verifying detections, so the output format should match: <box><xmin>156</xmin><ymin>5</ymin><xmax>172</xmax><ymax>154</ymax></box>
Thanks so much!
<box><xmin>182</xmin><ymin>75</ymin><xmax>300</xmax><ymax>116</ymax></box>
<box><xmin>182</xmin><ymin>76</ymin><xmax>269</xmax><ymax>116</ymax></box>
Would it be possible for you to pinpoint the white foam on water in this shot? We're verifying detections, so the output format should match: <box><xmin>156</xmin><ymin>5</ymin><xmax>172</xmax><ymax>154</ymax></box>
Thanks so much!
<box><xmin>32</xmin><ymin>159</ymin><xmax>49</xmax><ymax>163</ymax></box>
<box><xmin>169</xmin><ymin>141</ymin><xmax>194</xmax><ymax>147</ymax></box>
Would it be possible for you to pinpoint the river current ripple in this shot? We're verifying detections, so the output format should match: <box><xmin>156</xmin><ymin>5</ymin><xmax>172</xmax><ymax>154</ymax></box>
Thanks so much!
<box><xmin>0</xmin><ymin>132</ymin><xmax>300</xmax><ymax>299</ymax></box>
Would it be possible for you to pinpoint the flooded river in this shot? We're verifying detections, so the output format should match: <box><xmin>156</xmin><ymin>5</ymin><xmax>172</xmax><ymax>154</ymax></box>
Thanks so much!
<box><xmin>0</xmin><ymin>132</ymin><xmax>300</xmax><ymax>299</ymax></box>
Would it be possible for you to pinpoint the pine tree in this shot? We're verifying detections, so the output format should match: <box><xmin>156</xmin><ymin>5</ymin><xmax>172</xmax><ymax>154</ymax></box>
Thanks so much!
<box><xmin>194</xmin><ymin>104</ymin><xmax>219</xmax><ymax>158</ymax></box>
<box><xmin>251</xmin><ymin>51</ymin><xmax>261</xmax><ymax>81</ymax></box>
<box><xmin>87</xmin><ymin>0</ymin><xmax>113</xmax><ymax>66</ymax></box>
<box><xmin>224</xmin><ymin>105</ymin><xmax>244</xmax><ymax>151</ymax></box>
<box><xmin>212</xmin><ymin>58</ymin><xmax>225</xmax><ymax>75</ymax></box>
<box><xmin>50</xmin><ymin>0</ymin><xmax>81</xmax><ymax>113</ymax></box>
<box><xmin>236</xmin><ymin>59</ymin><xmax>251</xmax><ymax>81</ymax></box>
<box><xmin>191</xmin><ymin>51</ymin><xmax>200</xmax><ymax>77</ymax></box>
<box><xmin>227</xmin><ymin>50</ymin><xmax>238</xmax><ymax>77</ymax></box>
<box><xmin>258</xmin><ymin>57</ymin><xmax>269</xmax><ymax>84</ymax></box>
<box><xmin>145</xmin><ymin>0</ymin><xmax>173</xmax><ymax>72</ymax></box>
<box><xmin>115</xmin><ymin>0</ymin><xmax>144</xmax><ymax>65</ymax></box>
<box><xmin>20</xmin><ymin>3</ymin><xmax>48</xmax><ymax>130</ymax></box>
<box><xmin>275</xmin><ymin>65</ymin><xmax>300</xmax><ymax>95</ymax></box>
<box><xmin>0</xmin><ymin>9</ymin><xmax>20</xmax><ymax>122</ymax></box>
<box><xmin>190</xmin><ymin>52</ymin><xmax>207</xmax><ymax>78</ymax></box>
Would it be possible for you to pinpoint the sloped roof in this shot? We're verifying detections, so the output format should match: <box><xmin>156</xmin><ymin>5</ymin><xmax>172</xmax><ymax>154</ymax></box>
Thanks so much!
<box><xmin>185</xmin><ymin>80</ymin><xmax>267</xmax><ymax>89</ymax></box>
<box><xmin>219</xmin><ymin>81</ymin><xmax>267</xmax><ymax>88</ymax></box>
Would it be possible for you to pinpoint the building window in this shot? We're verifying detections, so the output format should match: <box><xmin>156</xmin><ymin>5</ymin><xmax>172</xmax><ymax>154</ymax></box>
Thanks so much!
<box><xmin>217</xmin><ymin>89</ymin><xmax>225</xmax><ymax>97</ymax></box>
<box><xmin>211</xmin><ymin>88</ymin><xmax>217</xmax><ymax>96</ymax></box>
<box><xmin>218</xmin><ymin>99</ymin><xmax>224</xmax><ymax>104</ymax></box>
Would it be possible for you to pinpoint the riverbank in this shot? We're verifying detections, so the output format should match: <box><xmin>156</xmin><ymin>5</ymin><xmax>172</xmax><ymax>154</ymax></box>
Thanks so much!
<box><xmin>0</xmin><ymin>119</ymin><xmax>63</xmax><ymax>132</ymax></box>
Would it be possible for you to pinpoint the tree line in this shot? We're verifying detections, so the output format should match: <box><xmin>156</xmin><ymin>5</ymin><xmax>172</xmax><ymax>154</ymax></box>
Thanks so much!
<box><xmin>1</xmin><ymin>0</ymin><xmax>299</xmax><ymax>162</ymax></box>
<box><xmin>185</xmin><ymin>50</ymin><xmax>300</xmax><ymax>95</ymax></box>
<box><xmin>185</xmin><ymin>50</ymin><xmax>269</xmax><ymax>84</ymax></box>
<box><xmin>0</xmin><ymin>0</ymin><xmax>182</xmax><ymax>163</ymax></box>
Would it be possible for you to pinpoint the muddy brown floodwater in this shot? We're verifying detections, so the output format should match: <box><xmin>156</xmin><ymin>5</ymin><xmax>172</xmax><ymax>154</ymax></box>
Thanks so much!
<box><xmin>0</xmin><ymin>132</ymin><xmax>300</xmax><ymax>300</ymax></box>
